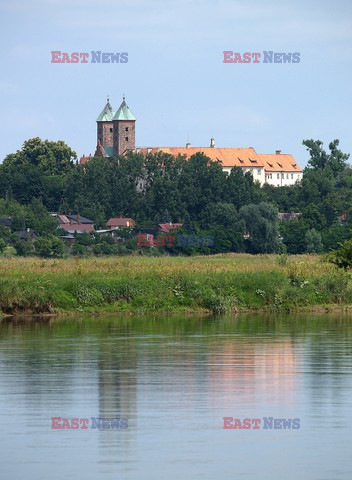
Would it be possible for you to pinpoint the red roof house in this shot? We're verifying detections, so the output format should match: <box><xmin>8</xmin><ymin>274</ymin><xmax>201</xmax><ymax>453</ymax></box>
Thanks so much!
<box><xmin>158</xmin><ymin>223</ymin><xmax>183</xmax><ymax>233</ymax></box>
<box><xmin>106</xmin><ymin>217</ymin><xmax>135</xmax><ymax>228</ymax></box>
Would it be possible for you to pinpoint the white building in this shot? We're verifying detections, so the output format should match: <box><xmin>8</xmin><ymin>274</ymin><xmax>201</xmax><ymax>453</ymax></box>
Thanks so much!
<box><xmin>261</xmin><ymin>152</ymin><xmax>302</xmax><ymax>187</ymax></box>
<box><xmin>135</xmin><ymin>145</ymin><xmax>302</xmax><ymax>187</ymax></box>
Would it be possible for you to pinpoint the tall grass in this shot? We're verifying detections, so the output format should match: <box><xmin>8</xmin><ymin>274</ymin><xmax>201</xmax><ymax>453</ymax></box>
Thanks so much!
<box><xmin>0</xmin><ymin>254</ymin><xmax>351</xmax><ymax>315</ymax></box>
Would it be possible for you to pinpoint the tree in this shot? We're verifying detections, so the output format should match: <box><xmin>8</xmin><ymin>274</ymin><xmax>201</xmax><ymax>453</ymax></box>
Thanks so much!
<box><xmin>34</xmin><ymin>236</ymin><xmax>64</xmax><ymax>257</ymax></box>
<box><xmin>305</xmin><ymin>229</ymin><xmax>323</xmax><ymax>253</ymax></box>
<box><xmin>0</xmin><ymin>238</ymin><xmax>6</xmax><ymax>254</ymax></box>
<box><xmin>183</xmin><ymin>211</ymin><xmax>194</xmax><ymax>233</ymax></box>
<box><xmin>280</xmin><ymin>219</ymin><xmax>309</xmax><ymax>254</ymax></box>
<box><xmin>200</xmin><ymin>202</ymin><xmax>245</xmax><ymax>252</ymax></box>
<box><xmin>225</xmin><ymin>167</ymin><xmax>264</xmax><ymax>210</ymax></box>
<box><xmin>327</xmin><ymin>240</ymin><xmax>352</xmax><ymax>269</ymax></box>
<box><xmin>0</xmin><ymin>138</ymin><xmax>76</xmax><ymax>208</ymax></box>
<box><xmin>2</xmin><ymin>137</ymin><xmax>76</xmax><ymax>175</ymax></box>
<box><xmin>160</xmin><ymin>209</ymin><xmax>172</xmax><ymax>223</ymax></box>
<box><xmin>240</xmin><ymin>202</ymin><xmax>280</xmax><ymax>253</ymax></box>
<box><xmin>178</xmin><ymin>152</ymin><xmax>226</xmax><ymax>220</ymax></box>
<box><xmin>303</xmin><ymin>139</ymin><xmax>349</xmax><ymax>177</ymax></box>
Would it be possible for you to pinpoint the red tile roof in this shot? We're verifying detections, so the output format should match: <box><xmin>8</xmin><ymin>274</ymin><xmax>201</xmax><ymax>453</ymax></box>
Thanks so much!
<box><xmin>136</xmin><ymin>147</ymin><xmax>263</xmax><ymax>168</ymax></box>
<box><xmin>79</xmin><ymin>154</ymin><xmax>91</xmax><ymax>165</ymax></box>
<box><xmin>106</xmin><ymin>217</ymin><xmax>135</xmax><ymax>228</ymax></box>
<box><xmin>257</xmin><ymin>153</ymin><xmax>302</xmax><ymax>172</ymax></box>
<box><xmin>80</xmin><ymin>146</ymin><xmax>301</xmax><ymax>173</ymax></box>
<box><xmin>159</xmin><ymin>223</ymin><xmax>183</xmax><ymax>233</ymax></box>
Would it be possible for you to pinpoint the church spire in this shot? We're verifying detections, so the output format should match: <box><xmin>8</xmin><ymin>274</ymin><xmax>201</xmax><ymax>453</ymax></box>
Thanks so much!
<box><xmin>112</xmin><ymin>95</ymin><xmax>136</xmax><ymax>121</ymax></box>
<box><xmin>96</xmin><ymin>97</ymin><xmax>115</xmax><ymax>122</ymax></box>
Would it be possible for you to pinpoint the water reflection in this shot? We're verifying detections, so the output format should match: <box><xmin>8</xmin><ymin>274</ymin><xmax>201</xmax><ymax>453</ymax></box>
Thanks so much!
<box><xmin>0</xmin><ymin>313</ymin><xmax>352</xmax><ymax>479</ymax></box>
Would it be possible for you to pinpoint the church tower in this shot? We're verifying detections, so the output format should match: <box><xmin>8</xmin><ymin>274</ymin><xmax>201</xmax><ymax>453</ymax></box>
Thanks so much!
<box><xmin>95</xmin><ymin>97</ymin><xmax>115</xmax><ymax>156</ymax></box>
<box><xmin>112</xmin><ymin>95</ymin><xmax>136</xmax><ymax>156</ymax></box>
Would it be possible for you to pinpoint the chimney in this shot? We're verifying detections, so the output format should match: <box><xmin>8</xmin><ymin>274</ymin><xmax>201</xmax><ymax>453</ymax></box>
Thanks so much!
<box><xmin>77</xmin><ymin>213</ymin><xmax>80</xmax><ymax>224</ymax></box>
<box><xmin>186</xmin><ymin>142</ymin><xmax>191</xmax><ymax>148</ymax></box>
<box><xmin>210</xmin><ymin>137</ymin><xmax>215</xmax><ymax>148</ymax></box>
<box><xmin>276</xmin><ymin>150</ymin><xmax>281</xmax><ymax>155</ymax></box>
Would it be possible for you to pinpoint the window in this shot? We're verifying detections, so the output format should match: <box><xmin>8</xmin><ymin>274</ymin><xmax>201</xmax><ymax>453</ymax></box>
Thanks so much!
<box><xmin>277</xmin><ymin>173</ymin><xmax>280</xmax><ymax>179</ymax></box>
<box><xmin>125</xmin><ymin>127</ymin><xmax>129</xmax><ymax>132</ymax></box>
<box><xmin>125</xmin><ymin>137</ymin><xmax>128</xmax><ymax>141</ymax></box>
<box><xmin>257</xmin><ymin>168</ymin><xmax>261</xmax><ymax>174</ymax></box>
<box><xmin>110</xmin><ymin>128</ymin><xmax>113</xmax><ymax>133</ymax></box>
<box><xmin>282</xmin><ymin>173</ymin><xmax>285</xmax><ymax>179</ymax></box>
<box><xmin>287</xmin><ymin>174</ymin><xmax>289</xmax><ymax>179</ymax></box>
<box><xmin>291</xmin><ymin>174</ymin><xmax>293</xmax><ymax>179</ymax></box>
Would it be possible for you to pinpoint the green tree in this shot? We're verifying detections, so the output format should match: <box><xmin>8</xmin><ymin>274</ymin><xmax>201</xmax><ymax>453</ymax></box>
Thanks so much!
<box><xmin>183</xmin><ymin>211</ymin><xmax>194</xmax><ymax>234</ymax></box>
<box><xmin>303</xmin><ymin>139</ymin><xmax>349</xmax><ymax>177</ymax></box>
<box><xmin>240</xmin><ymin>202</ymin><xmax>280</xmax><ymax>254</ymax></box>
<box><xmin>305</xmin><ymin>229</ymin><xmax>323</xmax><ymax>253</ymax></box>
<box><xmin>280</xmin><ymin>219</ymin><xmax>309</xmax><ymax>254</ymax></box>
<box><xmin>160</xmin><ymin>209</ymin><xmax>172</xmax><ymax>223</ymax></box>
<box><xmin>0</xmin><ymin>238</ymin><xmax>6</xmax><ymax>254</ymax></box>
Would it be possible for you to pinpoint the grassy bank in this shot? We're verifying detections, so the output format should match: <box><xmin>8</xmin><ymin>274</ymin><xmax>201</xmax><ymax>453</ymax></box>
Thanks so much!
<box><xmin>0</xmin><ymin>254</ymin><xmax>351</xmax><ymax>315</ymax></box>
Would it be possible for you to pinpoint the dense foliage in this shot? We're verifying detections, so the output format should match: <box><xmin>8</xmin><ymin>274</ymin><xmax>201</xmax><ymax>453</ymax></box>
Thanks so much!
<box><xmin>0</xmin><ymin>136</ymin><xmax>350</xmax><ymax>257</ymax></box>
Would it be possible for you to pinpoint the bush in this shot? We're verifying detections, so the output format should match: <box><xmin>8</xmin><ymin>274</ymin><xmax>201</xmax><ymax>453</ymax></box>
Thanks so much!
<box><xmin>327</xmin><ymin>240</ymin><xmax>352</xmax><ymax>269</ymax></box>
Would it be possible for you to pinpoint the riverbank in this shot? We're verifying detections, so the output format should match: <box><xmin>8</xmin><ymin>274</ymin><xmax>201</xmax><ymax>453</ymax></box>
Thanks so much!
<box><xmin>0</xmin><ymin>254</ymin><xmax>351</xmax><ymax>316</ymax></box>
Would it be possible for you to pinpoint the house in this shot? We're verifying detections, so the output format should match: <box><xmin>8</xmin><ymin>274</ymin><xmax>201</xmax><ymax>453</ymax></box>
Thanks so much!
<box><xmin>260</xmin><ymin>152</ymin><xmax>303</xmax><ymax>187</ymax></box>
<box><xmin>59</xmin><ymin>224</ymin><xmax>94</xmax><ymax>234</ymax></box>
<box><xmin>62</xmin><ymin>214</ymin><xmax>94</xmax><ymax>225</ymax></box>
<box><xmin>277</xmin><ymin>212</ymin><xmax>301</xmax><ymax>221</ymax></box>
<box><xmin>15</xmin><ymin>229</ymin><xmax>37</xmax><ymax>241</ymax></box>
<box><xmin>159</xmin><ymin>223</ymin><xmax>183</xmax><ymax>233</ymax></box>
<box><xmin>106</xmin><ymin>217</ymin><xmax>135</xmax><ymax>229</ymax></box>
<box><xmin>53</xmin><ymin>213</ymin><xmax>95</xmax><ymax>234</ymax></box>
<box><xmin>59</xmin><ymin>234</ymin><xmax>75</xmax><ymax>246</ymax></box>
<box><xmin>80</xmin><ymin>96</ymin><xmax>303</xmax><ymax>187</ymax></box>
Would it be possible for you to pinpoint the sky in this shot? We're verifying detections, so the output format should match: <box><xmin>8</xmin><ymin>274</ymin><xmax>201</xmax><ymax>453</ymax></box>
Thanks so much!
<box><xmin>0</xmin><ymin>0</ymin><xmax>351</xmax><ymax>167</ymax></box>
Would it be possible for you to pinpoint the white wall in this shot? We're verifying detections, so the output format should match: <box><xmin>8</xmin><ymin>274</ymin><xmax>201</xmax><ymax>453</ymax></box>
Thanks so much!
<box><xmin>265</xmin><ymin>171</ymin><xmax>302</xmax><ymax>187</ymax></box>
<box><xmin>222</xmin><ymin>166</ymin><xmax>265</xmax><ymax>186</ymax></box>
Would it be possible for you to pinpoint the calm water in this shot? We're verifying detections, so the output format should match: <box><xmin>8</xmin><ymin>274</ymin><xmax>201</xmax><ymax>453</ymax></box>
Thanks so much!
<box><xmin>1</xmin><ymin>313</ymin><xmax>352</xmax><ymax>479</ymax></box>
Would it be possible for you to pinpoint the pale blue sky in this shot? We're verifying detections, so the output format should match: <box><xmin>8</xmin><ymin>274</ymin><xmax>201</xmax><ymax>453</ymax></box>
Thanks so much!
<box><xmin>0</xmin><ymin>0</ymin><xmax>351</xmax><ymax>166</ymax></box>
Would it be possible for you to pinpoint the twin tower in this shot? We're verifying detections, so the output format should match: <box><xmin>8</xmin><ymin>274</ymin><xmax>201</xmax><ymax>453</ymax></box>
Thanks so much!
<box><xmin>95</xmin><ymin>96</ymin><xmax>136</xmax><ymax>157</ymax></box>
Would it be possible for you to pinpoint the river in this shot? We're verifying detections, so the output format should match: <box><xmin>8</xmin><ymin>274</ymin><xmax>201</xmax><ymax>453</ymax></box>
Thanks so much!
<box><xmin>0</xmin><ymin>313</ymin><xmax>351</xmax><ymax>479</ymax></box>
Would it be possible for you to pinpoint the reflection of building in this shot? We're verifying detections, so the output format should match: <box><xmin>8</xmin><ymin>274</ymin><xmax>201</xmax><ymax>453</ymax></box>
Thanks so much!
<box><xmin>98</xmin><ymin>344</ymin><xmax>137</xmax><ymax>421</ymax></box>
<box><xmin>96</xmin><ymin>339</ymin><xmax>137</xmax><ymax>461</ymax></box>
<box><xmin>80</xmin><ymin>97</ymin><xmax>303</xmax><ymax>187</ymax></box>
<box><xmin>207</xmin><ymin>338</ymin><xmax>298</xmax><ymax>408</ymax></box>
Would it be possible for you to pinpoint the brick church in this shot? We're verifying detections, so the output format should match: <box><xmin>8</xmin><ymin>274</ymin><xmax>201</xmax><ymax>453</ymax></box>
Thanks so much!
<box><xmin>80</xmin><ymin>96</ymin><xmax>302</xmax><ymax>187</ymax></box>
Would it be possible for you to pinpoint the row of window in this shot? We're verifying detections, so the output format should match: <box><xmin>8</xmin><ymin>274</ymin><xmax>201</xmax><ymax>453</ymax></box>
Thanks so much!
<box><xmin>243</xmin><ymin>168</ymin><xmax>299</xmax><ymax>180</ymax></box>
<box><xmin>266</xmin><ymin>173</ymin><xmax>297</xmax><ymax>180</ymax></box>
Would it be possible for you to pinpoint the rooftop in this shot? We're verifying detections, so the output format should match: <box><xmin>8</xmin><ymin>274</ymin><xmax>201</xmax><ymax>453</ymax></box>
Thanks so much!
<box><xmin>112</xmin><ymin>96</ymin><xmax>136</xmax><ymax>121</ymax></box>
<box><xmin>96</xmin><ymin>97</ymin><xmax>115</xmax><ymax>122</ymax></box>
